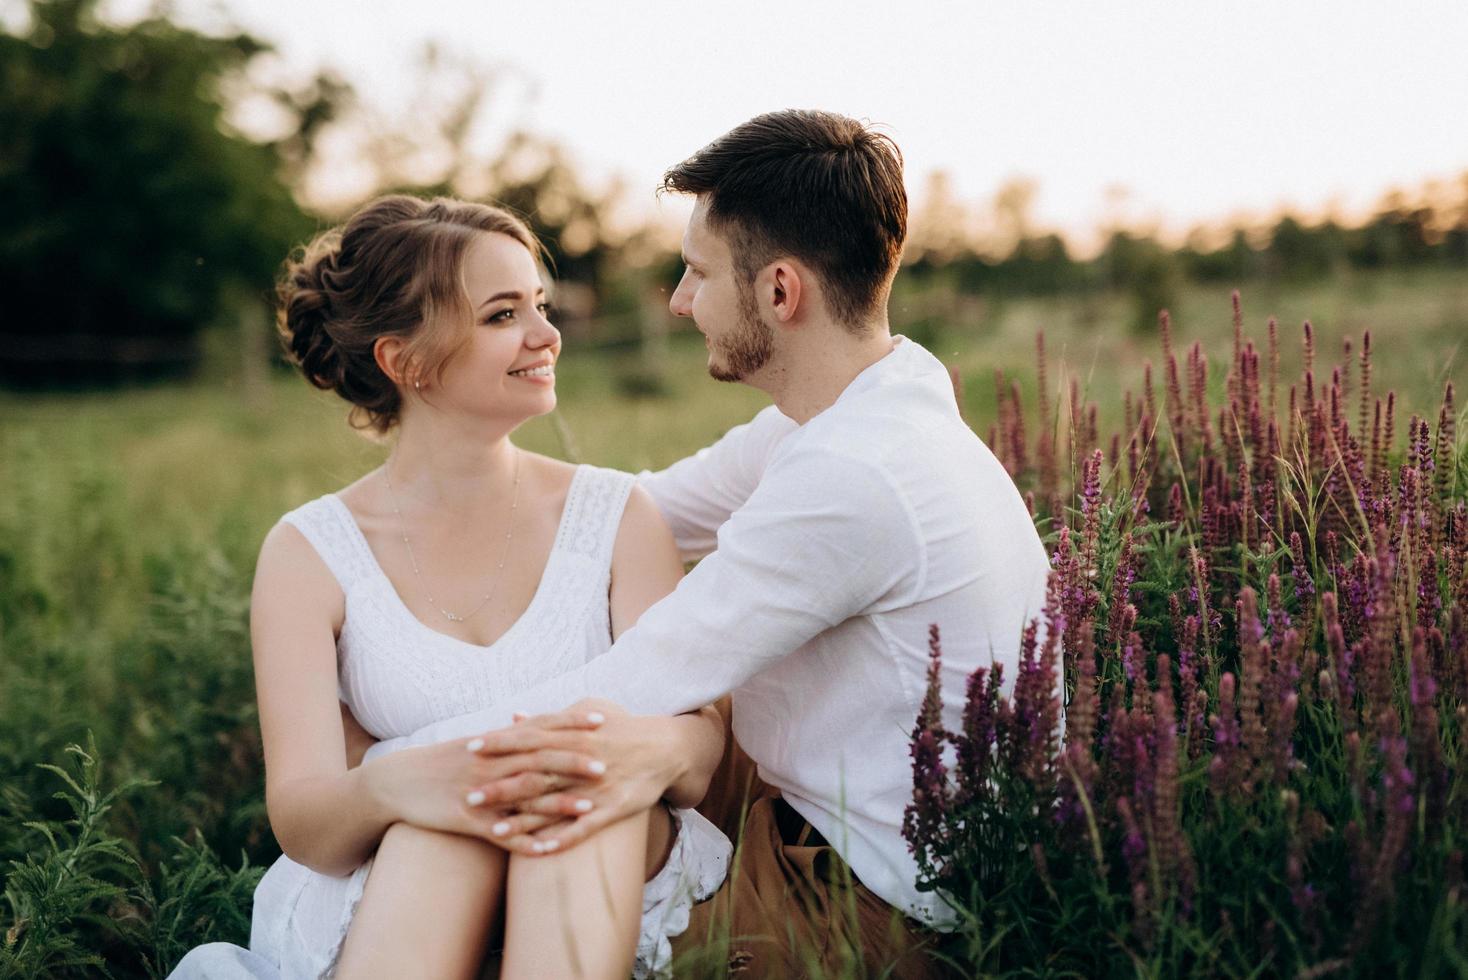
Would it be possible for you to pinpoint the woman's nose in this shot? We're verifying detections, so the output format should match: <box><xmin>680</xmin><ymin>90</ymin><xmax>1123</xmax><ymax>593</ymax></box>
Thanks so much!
<box><xmin>528</xmin><ymin>310</ymin><xmax>560</xmax><ymax>349</ymax></box>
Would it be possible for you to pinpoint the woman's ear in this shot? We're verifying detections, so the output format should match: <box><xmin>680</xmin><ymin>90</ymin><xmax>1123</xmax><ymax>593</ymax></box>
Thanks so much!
<box><xmin>373</xmin><ymin>335</ymin><xmax>411</xmax><ymax>387</ymax></box>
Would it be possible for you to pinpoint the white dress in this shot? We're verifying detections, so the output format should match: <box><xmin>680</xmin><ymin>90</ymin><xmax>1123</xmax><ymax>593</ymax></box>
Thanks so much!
<box><xmin>171</xmin><ymin>465</ymin><xmax>731</xmax><ymax>979</ymax></box>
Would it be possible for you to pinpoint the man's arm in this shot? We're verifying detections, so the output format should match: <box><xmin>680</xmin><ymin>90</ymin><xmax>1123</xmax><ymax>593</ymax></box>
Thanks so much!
<box><xmin>363</xmin><ymin>448</ymin><xmax>921</xmax><ymax>762</ymax></box>
<box><xmin>637</xmin><ymin>403</ymin><xmax>797</xmax><ymax>561</ymax></box>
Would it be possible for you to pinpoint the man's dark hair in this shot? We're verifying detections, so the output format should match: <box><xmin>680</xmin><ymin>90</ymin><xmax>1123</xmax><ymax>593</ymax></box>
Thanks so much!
<box><xmin>661</xmin><ymin>109</ymin><xmax>907</xmax><ymax>330</ymax></box>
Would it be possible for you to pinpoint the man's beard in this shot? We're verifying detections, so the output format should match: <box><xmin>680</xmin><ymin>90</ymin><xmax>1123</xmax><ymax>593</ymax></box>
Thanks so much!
<box><xmin>708</xmin><ymin>287</ymin><xmax>773</xmax><ymax>383</ymax></box>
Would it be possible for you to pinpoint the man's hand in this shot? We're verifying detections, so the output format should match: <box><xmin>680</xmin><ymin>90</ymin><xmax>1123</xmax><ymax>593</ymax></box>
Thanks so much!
<box><xmin>464</xmin><ymin>698</ymin><xmax>686</xmax><ymax>856</ymax></box>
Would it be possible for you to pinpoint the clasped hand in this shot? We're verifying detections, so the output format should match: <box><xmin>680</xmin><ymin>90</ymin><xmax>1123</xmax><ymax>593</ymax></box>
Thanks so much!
<box><xmin>461</xmin><ymin>698</ymin><xmax>681</xmax><ymax>856</ymax></box>
<box><xmin>365</xmin><ymin>712</ymin><xmax>610</xmax><ymax>849</ymax></box>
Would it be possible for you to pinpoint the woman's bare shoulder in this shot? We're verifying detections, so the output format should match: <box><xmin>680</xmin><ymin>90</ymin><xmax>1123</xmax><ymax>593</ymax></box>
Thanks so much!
<box><xmin>254</xmin><ymin>519</ymin><xmax>341</xmax><ymax>601</ymax></box>
<box><xmin>521</xmin><ymin>450</ymin><xmax>579</xmax><ymax>483</ymax></box>
<box><xmin>517</xmin><ymin>450</ymin><xmax>580</xmax><ymax>509</ymax></box>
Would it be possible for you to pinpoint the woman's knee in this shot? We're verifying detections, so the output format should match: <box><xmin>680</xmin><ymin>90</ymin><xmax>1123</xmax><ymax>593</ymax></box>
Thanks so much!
<box><xmin>506</xmin><ymin>810</ymin><xmax>652</xmax><ymax>885</ymax></box>
<box><xmin>377</xmin><ymin>822</ymin><xmax>505</xmax><ymax>881</ymax></box>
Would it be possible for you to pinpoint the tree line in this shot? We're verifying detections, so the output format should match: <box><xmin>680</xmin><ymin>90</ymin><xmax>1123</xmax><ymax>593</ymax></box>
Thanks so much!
<box><xmin>4</xmin><ymin>0</ymin><xmax>1465</xmax><ymax>384</ymax></box>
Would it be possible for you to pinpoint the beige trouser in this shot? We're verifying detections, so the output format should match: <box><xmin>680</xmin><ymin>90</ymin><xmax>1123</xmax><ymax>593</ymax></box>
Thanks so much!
<box><xmin>668</xmin><ymin>700</ymin><xmax>952</xmax><ymax>979</ymax></box>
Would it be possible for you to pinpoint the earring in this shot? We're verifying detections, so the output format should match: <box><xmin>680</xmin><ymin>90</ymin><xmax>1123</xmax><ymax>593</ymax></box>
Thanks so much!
<box><xmin>413</xmin><ymin>380</ymin><xmax>422</xmax><ymax>392</ymax></box>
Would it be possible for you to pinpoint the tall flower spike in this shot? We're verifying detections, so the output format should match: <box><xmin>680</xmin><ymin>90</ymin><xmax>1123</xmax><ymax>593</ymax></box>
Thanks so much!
<box><xmin>1384</xmin><ymin>391</ymin><xmax>1396</xmax><ymax>470</ymax></box>
<box><xmin>1054</xmin><ymin>625</ymin><xmax>1099</xmax><ymax>845</ymax></box>
<box><xmin>1115</xmin><ymin>796</ymin><xmax>1154</xmax><ymax>946</ymax></box>
<box><xmin>903</xmin><ymin>624</ymin><xmax>953</xmax><ymax>881</ymax></box>
<box><xmin>1370</xmin><ymin>398</ymin><xmax>1383</xmax><ymax>482</ymax></box>
<box><xmin>1408</xmin><ymin>628</ymin><xmax>1446</xmax><ymax>828</ymax></box>
<box><xmin>1009</xmin><ymin>378</ymin><xmax>1029</xmax><ymax>477</ymax></box>
<box><xmin>1151</xmin><ymin>657</ymin><xmax>1196</xmax><ymax>910</ymax></box>
<box><xmin>1436</xmin><ymin>382</ymin><xmax>1457</xmax><ymax>502</ymax></box>
<box><xmin>1267</xmin><ymin>315</ymin><xmax>1280</xmax><ymax>420</ymax></box>
<box><xmin>1210</xmin><ymin>672</ymin><xmax>1242</xmax><ymax>799</ymax></box>
<box><xmin>994</xmin><ymin>369</ymin><xmax>1013</xmax><ymax>474</ymax></box>
<box><xmin>1036</xmin><ymin>331</ymin><xmax>1059</xmax><ymax>516</ymax></box>
<box><xmin>1302</xmin><ymin>319</ymin><xmax>1315</xmax><ymax>383</ymax></box>
<box><xmin>1358</xmin><ymin>330</ymin><xmax>1373</xmax><ymax>445</ymax></box>
<box><xmin>1236</xmin><ymin>589</ymin><xmax>1270</xmax><ymax>787</ymax></box>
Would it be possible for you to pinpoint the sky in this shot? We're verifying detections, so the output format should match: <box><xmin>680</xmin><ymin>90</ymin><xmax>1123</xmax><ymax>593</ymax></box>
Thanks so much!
<box><xmin>94</xmin><ymin>0</ymin><xmax>1468</xmax><ymax>249</ymax></box>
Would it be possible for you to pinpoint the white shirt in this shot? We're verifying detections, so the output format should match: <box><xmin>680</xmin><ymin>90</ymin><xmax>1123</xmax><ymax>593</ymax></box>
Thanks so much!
<box><xmin>366</xmin><ymin>336</ymin><xmax>1052</xmax><ymax>928</ymax></box>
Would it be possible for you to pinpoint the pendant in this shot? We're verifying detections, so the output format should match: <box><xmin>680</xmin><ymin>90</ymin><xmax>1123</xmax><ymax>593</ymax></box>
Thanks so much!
<box><xmin>444</xmin><ymin>612</ymin><xmax>464</xmax><ymax>622</ymax></box>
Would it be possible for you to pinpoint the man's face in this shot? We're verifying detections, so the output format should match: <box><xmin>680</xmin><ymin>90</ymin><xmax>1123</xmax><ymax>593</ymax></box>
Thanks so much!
<box><xmin>669</xmin><ymin>199</ymin><xmax>773</xmax><ymax>383</ymax></box>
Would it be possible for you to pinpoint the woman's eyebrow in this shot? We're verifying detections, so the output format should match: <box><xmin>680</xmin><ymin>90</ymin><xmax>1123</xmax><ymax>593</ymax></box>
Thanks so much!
<box><xmin>477</xmin><ymin>287</ymin><xmax>545</xmax><ymax>309</ymax></box>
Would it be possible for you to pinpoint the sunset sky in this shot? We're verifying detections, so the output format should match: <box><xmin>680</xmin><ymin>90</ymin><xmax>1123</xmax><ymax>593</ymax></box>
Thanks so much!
<box><xmin>87</xmin><ymin>0</ymin><xmax>1468</xmax><ymax>249</ymax></box>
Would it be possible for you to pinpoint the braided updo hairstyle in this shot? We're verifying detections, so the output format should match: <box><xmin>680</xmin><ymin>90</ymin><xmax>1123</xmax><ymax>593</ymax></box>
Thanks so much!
<box><xmin>278</xmin><ymin>195</ymin><xmax>544</xmax><ymax>434</ymax></box>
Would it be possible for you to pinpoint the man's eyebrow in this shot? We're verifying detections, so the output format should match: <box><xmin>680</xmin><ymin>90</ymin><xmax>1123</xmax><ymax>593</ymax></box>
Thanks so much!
<box><xmin>478</xmin><ymin>287</ymin><xmax>545</xmax><ymax>309</ymax></box>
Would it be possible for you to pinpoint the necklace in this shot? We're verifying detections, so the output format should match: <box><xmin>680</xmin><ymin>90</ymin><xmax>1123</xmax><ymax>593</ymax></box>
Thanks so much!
<box><xmin>382</xmin><ymin>449</ymin><xmax>522</xmax><ymax>624</ymax></box>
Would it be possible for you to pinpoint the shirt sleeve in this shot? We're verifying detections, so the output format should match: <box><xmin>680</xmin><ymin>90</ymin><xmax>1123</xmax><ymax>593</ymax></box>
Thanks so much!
<box><xmin>362</xmin><ymin>448</ymin><xmax>923</xmax><ymax>761</ymax></box>
<box><xmin>636</xmin><ymin>404</ymin><xmax>798</xmax><ymax>561</ymax></box>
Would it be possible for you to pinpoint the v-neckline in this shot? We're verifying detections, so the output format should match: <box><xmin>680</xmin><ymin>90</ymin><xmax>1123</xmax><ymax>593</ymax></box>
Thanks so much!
<box><xmin>325</xmin><ymin>464</ymin><xmax>585</xmax><ymax>653</ymax></box>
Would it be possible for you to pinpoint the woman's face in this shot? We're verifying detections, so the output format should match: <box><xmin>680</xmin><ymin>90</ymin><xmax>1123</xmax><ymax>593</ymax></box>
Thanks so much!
<box><xmin>428</xmin><ymin>231</ymin><xmax>561</xmax><ymax>424</ymax></box>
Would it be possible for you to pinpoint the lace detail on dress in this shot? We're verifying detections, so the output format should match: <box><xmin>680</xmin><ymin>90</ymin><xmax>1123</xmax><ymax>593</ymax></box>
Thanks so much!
<box><xmin>634</xmin><ymin>809</ymin><xmax>733</xmax><ymax>979</ymax></box>
<box><xmin>557</xmin><ymin>465</ymin><xmax>636</xmax><ymax>562</ymax></box>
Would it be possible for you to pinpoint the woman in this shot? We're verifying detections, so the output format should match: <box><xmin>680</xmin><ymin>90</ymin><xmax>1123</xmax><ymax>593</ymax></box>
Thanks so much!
<box><xmin>172</xmin><ymin>195</ymin><xmax>730</xmax><ymax>979</ymax></box>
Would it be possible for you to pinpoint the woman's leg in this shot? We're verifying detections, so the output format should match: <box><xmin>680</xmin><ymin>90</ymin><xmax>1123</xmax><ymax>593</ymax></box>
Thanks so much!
<box><xmin>500</xmin><ymin>806</ymin><xmax>672</xmax><ymax>979</ymax></box>
<box><xmin>335</xmin><ymin>823</ymin><xmax>507</xmax><ymax>980</ymax></box>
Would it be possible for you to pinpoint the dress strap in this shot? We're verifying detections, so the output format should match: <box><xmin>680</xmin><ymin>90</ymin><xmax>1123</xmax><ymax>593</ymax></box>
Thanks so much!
<box><xmin>554</xmin><ymin>465</ymin><xmax>637</xmax><ymax>569</ymax></box>
<box><xmin>277</xmin><ymin>495</ymin><xmax>378</xmax><ymax>595</ymax></box>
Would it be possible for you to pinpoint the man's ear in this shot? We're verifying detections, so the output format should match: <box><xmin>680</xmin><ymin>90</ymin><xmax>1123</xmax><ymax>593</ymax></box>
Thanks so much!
<box><xmin>763</xmin><ymin>260</ymin><xmax>804</xmax><ymax>326</ymax></box>
<box><xmin>373</xmin><ymin>335</ymin><xmax>411</xmax><ymax>387</ymax></box>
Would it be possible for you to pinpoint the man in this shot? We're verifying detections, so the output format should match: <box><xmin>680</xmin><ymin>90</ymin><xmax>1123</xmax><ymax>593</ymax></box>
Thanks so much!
<box><xmin>363</xmin><ymin>109</ymin><xmax>1051</xmax><ymax>976</ymax></box>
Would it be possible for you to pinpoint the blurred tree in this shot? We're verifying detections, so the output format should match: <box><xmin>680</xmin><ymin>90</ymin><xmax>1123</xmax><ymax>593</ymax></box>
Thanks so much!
<box><xmin>1265</xmin><ymin>214</ymin><xmax>1345</xmax><ymax>282</ymax></box>
<box><xmin>1444</xmin><ymin>174</ymin><xmax>1468</xmax><ymax>266</ymax></box>
<box><xmin>991</xmin><ymin>177</ymin><xmax>1038</xmax><ymax>257</ymax></box>
<box><xmin>1348</xmin><ymin>192</ymin><xmax>1438</xmax><ymax>270</ymax></box>
<box><xmin>1178</xmin><ymin>227</ymin><xmax>1261</xmax><ymax>284</ymax></box>
<box><xmin>1100</xmin><ymin>230</ymin><xmax>1180</xmax><ymax>334</ymax></box>
<box><xmin>998</xmin><ymin>234</ymin><xmax>1083</xmax><ymax>296</ymax></box>
<box><xmin>907</xmin><ymin>171</ymin><xmax>972</xmax><ymax>266</ymax></box>
<box><xmin>484</xmin><ymin>131</ymin><xmax>620</xmax><ymax>297</ymax></box>
<box><xmin>320</xmin><ymin>44</ymin><xmax>629</xmax><ymax>338</ymax></box>
<box><xmin>0</xmin><ymin>0</ymin><xmax>307</xmax><ymax>385</ymax></box>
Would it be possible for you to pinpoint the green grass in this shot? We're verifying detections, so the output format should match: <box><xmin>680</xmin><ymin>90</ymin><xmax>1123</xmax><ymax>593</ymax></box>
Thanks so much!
<box><xmin>1</xmin><ymin>270</ymin><xmax>1464</xmax><ymax>976</ymax></box>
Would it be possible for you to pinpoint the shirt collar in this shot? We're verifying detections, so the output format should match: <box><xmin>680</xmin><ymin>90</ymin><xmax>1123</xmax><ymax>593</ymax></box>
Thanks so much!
<box><xmin>830</xmin><ymin>334</ymin><xmax>940</xmax><ymax>409</ymax></box>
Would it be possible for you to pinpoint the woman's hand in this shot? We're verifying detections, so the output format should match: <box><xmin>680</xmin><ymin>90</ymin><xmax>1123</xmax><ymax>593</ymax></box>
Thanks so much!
<box><xmin>362</xmin><ymin>731</ymin><xmax>607</xmax><ymax>845</ymax></box>
<box><xmin>464</xmin><ymin>698</ymin><xmax>704</xmax><ymax>855</ymax></box>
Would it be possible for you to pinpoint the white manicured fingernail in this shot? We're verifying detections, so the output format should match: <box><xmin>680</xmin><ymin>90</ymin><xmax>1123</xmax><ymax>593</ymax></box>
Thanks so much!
<box><xmin>574</xmin><ymin>799</ymin><xmax>594</xmax><ymax>813</ymax></box>
<box><xmin>540</xmin><ymin>839</ymin><xmax>560</xmax><ymax>853</ymax></box>
<box><xmin>492</xmin><ymin>821</ymin><xmax>511</xmax><ymax>835</ymax></box>
<box><xmin>466</xmin><ymin>738</ymin><xmax>484</xmax><ymax>752</ymax></box>
<box><xmin>532</xmin><ymin>841</ymin><xmax>549</xmax><ymax>854</ymax></box>
<box><xmin>466</xmin><ymin>790</ymin><xmax>486</xmax><ymax>806</ymax></box>
<box><xmin>587</xmin><ymin>760</ymin><xmax>607</xmax><ymax>775</ymax></box>
<box><xmin>586</xmin><ymin>711</ymin><xmax>605</xmax><ymax>724</ymax></box>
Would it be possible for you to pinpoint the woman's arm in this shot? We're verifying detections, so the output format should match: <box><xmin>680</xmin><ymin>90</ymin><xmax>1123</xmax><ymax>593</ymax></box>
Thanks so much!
<box><xmin>251</xmin><ymin>521</ymin><xmax>395</xmax><ymax>875</ymax></box>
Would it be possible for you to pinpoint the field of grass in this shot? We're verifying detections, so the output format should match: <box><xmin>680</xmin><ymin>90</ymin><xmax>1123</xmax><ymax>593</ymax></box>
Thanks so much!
<box><xmin>1</xmin><ymin>270</ymin><xmax>1465</xmax><ymax>976</ymax></box>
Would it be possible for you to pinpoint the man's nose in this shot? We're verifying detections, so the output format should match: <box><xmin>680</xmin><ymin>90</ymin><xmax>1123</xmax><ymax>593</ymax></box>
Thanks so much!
<box><xmin>669</xmin><ymin>277</ymin><xmax>693</xmax><ymax>318</ymax></box>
